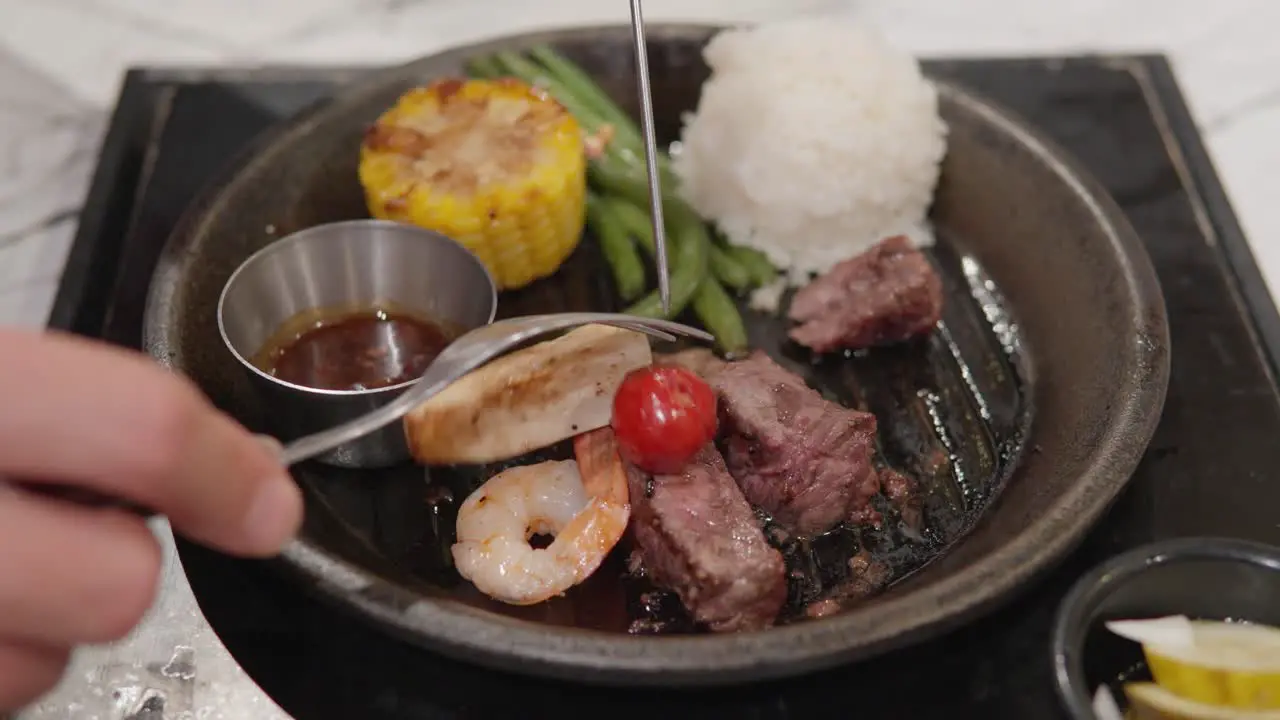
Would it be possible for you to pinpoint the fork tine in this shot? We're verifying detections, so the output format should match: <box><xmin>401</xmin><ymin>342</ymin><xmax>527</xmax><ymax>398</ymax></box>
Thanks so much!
<box><xmin>611</xmin><ymin>323</ymin><xmax>677</xmax><ymax>342</ymax></box>
<box><xmin>602</xmin><ymin>314</ymin><xmax>711</xmax><ymax>342</ymax></box>
<box><xmin>629</xmin><ymin>317</ymin><xmax>714</xmax><ymax>343</ymax></box>
<box><xmin>522</xmin><ymin>313</ymin><xmax>710</xmax><ymax>343</ymax></box>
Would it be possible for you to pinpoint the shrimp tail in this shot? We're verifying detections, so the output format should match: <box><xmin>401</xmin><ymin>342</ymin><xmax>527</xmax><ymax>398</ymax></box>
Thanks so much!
<box><xmin>573</xmin><ymin>427</ymin><xmax>631</xmax><ymax>509</ymax></box>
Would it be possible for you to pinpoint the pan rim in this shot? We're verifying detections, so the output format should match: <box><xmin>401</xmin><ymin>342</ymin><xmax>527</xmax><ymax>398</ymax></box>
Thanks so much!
<box><xmin>143</xmin><ymin>22</ymin><xmax>1170</xmax><ymax>686</ymax></box>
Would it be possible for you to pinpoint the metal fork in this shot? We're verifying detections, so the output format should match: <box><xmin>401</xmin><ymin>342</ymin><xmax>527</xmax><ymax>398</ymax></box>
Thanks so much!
<box><xmin>14</xmin><ymin>314</ymin><xmax>708</xmax><ymax>514</ymax></box>
<box><xmin>273</xmin><ymin>312</ymin><xmax>712</xmax><ymax>466</ymax></box>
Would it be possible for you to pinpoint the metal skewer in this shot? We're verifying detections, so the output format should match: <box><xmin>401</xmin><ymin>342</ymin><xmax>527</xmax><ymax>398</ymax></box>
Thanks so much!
<box><xmin>627</xmin><ymin>0</ymin><xmax>671</xmax><ymax>315</ymax></box>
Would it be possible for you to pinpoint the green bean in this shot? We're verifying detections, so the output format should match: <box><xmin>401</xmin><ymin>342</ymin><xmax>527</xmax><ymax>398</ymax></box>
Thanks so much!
<box><xmin>489</xmin><ymin>50</ymin><xmax>676</xmax><ymax>189</ymax></box>
<box><xmin>478</xmin><ymin>53</ymin><xmax>720</xmax><ymax>325</ymax></box>
<box><xmin>490</xmin><ymin>53</ymin><xmax>649</xmax><ymax>180</ymax></box>
<box><xmin>525</xmin><ymin>47</ymin><xmax>677</xmax><ymax>184</ymax></box>
<box><xmin>606</xmin><ymin>193</ymin><xmax>745</xmax><ymax>347</ymax></box>
<box><xmin>708</xmin><ymin>245</ymin><xmax>753</xmax><ymax>291</ymax></box>
<box><xmin>610</xmin><ymin>195</ymin><xmax>749</xmax><ymax>292</ymax></box>
<box><xmin>527</xmin><ymin>45</ymin><xmax>645</xmax><ymax>153</ymax></box>
<box><xmin>691</xmin><ymin>277</ymin><xmax>749</xmax><ymax>354</ymax></box>
<box><xmin>725</xmin><ymin>243</ymin><xmax>777</xmax><ymax>286</ymax></box>
<box><xmin>585</xmin><ymin>193</ymin><xmax>646</xmax><ymax>302</ymax></box>
<box><xmin>592</xmin><ymin>161</ymin><xmax>709</xmax><ymax>318</ymax></box>
<box><xmin>609</xmin><ymin>194</ymin><xmax>744</xmax><ymax>347</ymax></box>
<box><xmin>624</xmin><ymin>206</ymin><xmax>708</xmax><ymax>319</ymax></box>
<box><xmin>605</xmin><ymin>195</ymin><xmax>657</xmax><ymax>254</ymax></box>
<box><xmin>464</xmin><ymin>55</ymin><xmax>504</xmax><ymax>79</ymax></box>
<box><xmin>492</xmin><ymin>52</ymin><xmax>611</xmax><ymax>131</ymax></box>
<box><xmin>588</xmin><ymin>155</ymin><xmax>687</xmax><ymax>219</ymax></box>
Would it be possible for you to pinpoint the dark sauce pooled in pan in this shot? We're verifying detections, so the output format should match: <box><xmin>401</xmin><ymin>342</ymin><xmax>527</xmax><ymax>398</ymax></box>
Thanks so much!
<box><xmin>302</xmin><ymin>238</ymin><xmax>1033</xmax><ymax>634</ymax></box>
<box><xmin>253</xmin><ymin>305</ymin><xmax>455</xmax><ymax>391</ymax></box>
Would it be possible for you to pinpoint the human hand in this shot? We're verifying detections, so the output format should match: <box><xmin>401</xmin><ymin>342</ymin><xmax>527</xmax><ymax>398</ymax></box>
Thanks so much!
<box><xmin>0</xmin><ymin>329</ymin><xmax>304</xmax><ymax>710</ymax></box>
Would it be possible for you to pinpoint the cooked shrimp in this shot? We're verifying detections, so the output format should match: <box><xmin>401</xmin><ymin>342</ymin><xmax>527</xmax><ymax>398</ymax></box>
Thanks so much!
<box><xmin>452</xmin><ymin>431</ymin><xmax>630</xmax><ymax>605</ymax></box>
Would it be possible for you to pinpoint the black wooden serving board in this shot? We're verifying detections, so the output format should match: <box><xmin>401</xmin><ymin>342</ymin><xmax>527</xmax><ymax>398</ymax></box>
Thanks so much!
<box><xmin>48</xmin><ymin>56</ymin><xmax>1280</xmax><ymax>719</ymax></box>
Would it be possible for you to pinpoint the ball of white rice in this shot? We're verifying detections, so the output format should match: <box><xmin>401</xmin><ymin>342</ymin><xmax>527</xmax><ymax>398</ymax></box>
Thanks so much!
<box><xmin>672</xmin><ymin>18</ymin><xmax>947</xmax><ymax>287</ymax></box>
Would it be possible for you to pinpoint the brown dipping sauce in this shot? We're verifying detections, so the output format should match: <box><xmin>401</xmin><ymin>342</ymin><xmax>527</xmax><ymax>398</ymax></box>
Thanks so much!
<box><xmin>254</xmin><ymin>306</ymin><xmax>455</xmax><ymax>392</ymax></box>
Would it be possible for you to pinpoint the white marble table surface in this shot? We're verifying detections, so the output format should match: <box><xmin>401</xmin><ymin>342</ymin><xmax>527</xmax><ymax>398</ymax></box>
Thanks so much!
<box><xmin>3</xmin><ymin>0</ymin><xmax>1279</xmax><ymax>716</ymax></box>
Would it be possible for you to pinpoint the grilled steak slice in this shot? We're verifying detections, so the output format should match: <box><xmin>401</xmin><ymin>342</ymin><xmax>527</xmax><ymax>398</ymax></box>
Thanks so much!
<box><xmin>627</xmin><ymin>444</ymin><xmax>787</xmax><ymax>632</ymax></box>
<box><xmin>712</xmin><ymin>352</ymin><xmax>880</xmax><ymax>535</ymax></box>
<box><xmin>788</xmin><ymin>235</ymin><xmax>944</xmax><ymax>352</ymax></box>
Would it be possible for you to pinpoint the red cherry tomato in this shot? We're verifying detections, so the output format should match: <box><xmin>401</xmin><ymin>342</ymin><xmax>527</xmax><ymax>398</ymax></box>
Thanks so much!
<box><xmin>610</xmin><ymin>365</ymin><xmax>718</xmax><ymax>475</ymax></box>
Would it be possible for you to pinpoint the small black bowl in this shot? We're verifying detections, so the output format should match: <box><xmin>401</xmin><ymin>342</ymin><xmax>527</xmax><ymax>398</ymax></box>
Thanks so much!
<box><xmin>1052</xmin><ymin>537</ymin><xmax>1280</xmax><ymax>718</ymax></box>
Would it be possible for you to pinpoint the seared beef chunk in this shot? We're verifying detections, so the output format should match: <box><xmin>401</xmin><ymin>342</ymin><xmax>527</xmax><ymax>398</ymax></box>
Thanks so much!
<box><xmin>788</xmin><ymin>235</ymin><xmax>944</xmax><ymax>353</ymax></box>
<box><xmin>626</xmin><ymin>444</ymin><xmax>787</xmax><ymax>632</ymax></box>
<box><xmin>711</xmin><ymin>352</ymin><xmax>881</xmax><ymax>535</ymax></box>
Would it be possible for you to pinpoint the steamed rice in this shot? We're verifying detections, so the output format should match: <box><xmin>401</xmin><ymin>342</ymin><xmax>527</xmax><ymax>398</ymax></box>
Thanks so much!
<box><xmin>672</xmin><ymin>18</ymin><xmax>947</xmax><ymax>291</ymax></box>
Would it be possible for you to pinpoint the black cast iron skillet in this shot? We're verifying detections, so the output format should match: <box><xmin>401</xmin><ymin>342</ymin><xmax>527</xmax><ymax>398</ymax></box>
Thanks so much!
<box><xmin>142</xmin><ymin>24</ymin><xmax>1170</xmax><ymax>686</ymax></box>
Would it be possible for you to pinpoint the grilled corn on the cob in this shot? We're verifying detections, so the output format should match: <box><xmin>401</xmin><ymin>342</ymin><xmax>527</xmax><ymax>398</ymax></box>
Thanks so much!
<box><xmin>358</xmin><ymin>78</ymin><xmax>587</xmax><ymax>290</ymax></box>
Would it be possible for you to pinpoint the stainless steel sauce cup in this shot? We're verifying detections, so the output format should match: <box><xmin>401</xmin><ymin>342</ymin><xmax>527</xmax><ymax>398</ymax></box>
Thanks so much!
<box><xmin>217</xmin><ymin>219</ymin><xmax>497</xmax><ymax>468</ymax></box>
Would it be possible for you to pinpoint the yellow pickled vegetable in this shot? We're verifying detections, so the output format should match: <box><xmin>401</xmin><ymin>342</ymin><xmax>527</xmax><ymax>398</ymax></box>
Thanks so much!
<box><xmin>358</xmin><ymin>77</ymin><xmax>587</xmax><ymax>290</ymax></box>
<box><xmin>1108</xmin><ymin>617</ymin><xmax>1280</xmax><ymax>713</ymax></box>
<box><xmin>1125</xmin><ymin>683</ymin><xmax>1280</xmax><ymax>719</ymax></box>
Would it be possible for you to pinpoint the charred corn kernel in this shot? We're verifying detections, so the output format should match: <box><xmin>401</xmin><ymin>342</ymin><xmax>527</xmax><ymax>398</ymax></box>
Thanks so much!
<box><xmin>358</xmin><ymin>78</ymin><xmax>587</xmax><ymax>290</ymax></box>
